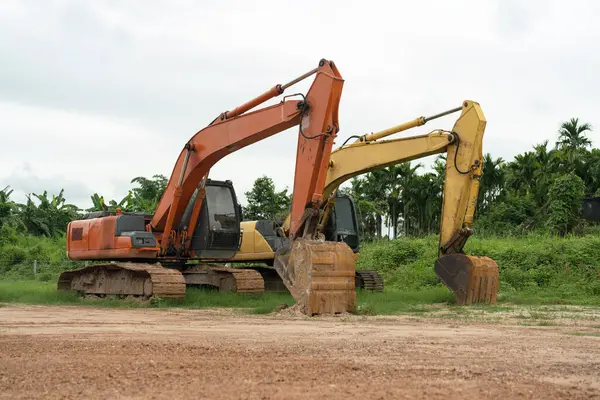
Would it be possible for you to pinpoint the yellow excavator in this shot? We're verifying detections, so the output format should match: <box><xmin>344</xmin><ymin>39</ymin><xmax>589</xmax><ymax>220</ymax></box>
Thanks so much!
<box><xmin>232</xmin><ymin>100</ymin><xmax>499</xmax><ymax>305</ymax></box>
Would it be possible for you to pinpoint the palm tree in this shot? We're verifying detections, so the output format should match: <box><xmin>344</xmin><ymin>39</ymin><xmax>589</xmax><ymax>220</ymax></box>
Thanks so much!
<box><xmin>555</xmin><ymin>118</ymin><xmax>593</xmax><ymax>151</ymax></box>
<box><xmin>530</xmin><ymin>140</ymin><xmax>558</xmax><ymax>205</ymax></box>
<box><xmin>401</xmin><ymin>173</ymin><xmax>441</xmax><ymax>236</ymax></box>
<box><xmin>478</xmin><ymin>154</ymin><xmax>505</xmax><ymax>215</ymax></box>
<box><xmin>0</xmin><ymin>186</ymin><xmax>16</xmax><ymax>229</ymax></box>
<box><xmin>380</xmin><ymin>165</ymin><xmax>404</xmax><ymax>238</ymax></box>
<box><xmin>348</xmin><ymin>176</ymin><xmax>385</xmax><ymax>238</ymax></box>
<box><xmin>360</xmin><ymin>170</ymin><xmax>389</xmax><ymax>237</ymax></box>
<box><xmin>395</xmin><ymin>162</ymin><xmax>422</xmax><ymax>237</ymax></box>
<box><xmin>506</xmin><ymin>152</ymin><xmax>537</xmax><ymax>193</ymax></box>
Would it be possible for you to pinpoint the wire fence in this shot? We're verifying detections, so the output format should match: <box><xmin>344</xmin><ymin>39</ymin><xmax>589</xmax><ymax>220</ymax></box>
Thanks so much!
<box><xmin>0</xmin><ymin>258</ymin><xmax>87</xmax><ymax>281</ymax></box>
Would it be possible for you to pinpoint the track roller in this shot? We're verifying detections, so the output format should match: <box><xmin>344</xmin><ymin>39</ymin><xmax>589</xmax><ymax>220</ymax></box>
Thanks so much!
<box><xmin>355</xmin><ymin>270</ymin><xmax>384</xmax><ymax>292</ymax></box>
<box><xmin>57</xmin><ymin>262</ymin><xmax>186</xmax><ymax>299</ymax></box>
<box><xmin>180</xmin><ymin>265</ymin><xmax>264</xmax><ymax>294</ymax></box>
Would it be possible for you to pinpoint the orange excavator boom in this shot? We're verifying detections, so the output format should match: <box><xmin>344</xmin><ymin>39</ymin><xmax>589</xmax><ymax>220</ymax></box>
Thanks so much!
<box><xmin>151</xmin><ymin>59</ymin><xmax>343</xmax><ymax>256</ymax></box>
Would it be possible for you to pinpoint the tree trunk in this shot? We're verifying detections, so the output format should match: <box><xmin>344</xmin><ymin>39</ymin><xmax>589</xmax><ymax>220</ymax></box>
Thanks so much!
<box><xmin>392</xmin><ymin>202</ymin><xmax>397</xmax><ymax>239</ymax></box>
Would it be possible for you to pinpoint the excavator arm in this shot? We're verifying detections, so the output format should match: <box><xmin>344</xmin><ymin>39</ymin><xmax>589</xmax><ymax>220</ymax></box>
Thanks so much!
<box><xmin>152</xmin><ymin>59</ymin><xmax>343</xmax><ymax>257</ymax></box>
<box><xmin>247</xmin><ymin>101</ymin><xmax>497</xmax><ymax>304</ymax></box>
<box><xmin>319</xmin><ymin>100</ymin><xmax>498</xmax><ymax>304</ymax></box>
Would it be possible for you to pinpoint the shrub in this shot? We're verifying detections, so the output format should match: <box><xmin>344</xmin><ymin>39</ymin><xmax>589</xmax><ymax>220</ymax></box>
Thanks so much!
<box><xmin>546</xmin><ymin>174</ymin><xmax>585</xmax><ymax>235</ymax></box>
<box><xmin>357</xmin><ymin>233</ymin><xmax>600</xmax><ymax>299</ymax></box>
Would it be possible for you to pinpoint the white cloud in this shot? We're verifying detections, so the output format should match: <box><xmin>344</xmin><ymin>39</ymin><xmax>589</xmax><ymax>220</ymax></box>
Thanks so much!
<box><xmin>0</xmin><ymin>0</ymin><xmax>598</xmax><ymax>210</ymax></box>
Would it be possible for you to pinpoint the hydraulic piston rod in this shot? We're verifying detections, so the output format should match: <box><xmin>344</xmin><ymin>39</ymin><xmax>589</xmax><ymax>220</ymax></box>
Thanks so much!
<box><xmin>358</xmin><ymin>105</ymin><xmax>463</xmax><ymax>143</ymax></box>
<box><xmin>220</xmin><ymin>62</ymin><xmax>324</xmax><ymax>120</ymax></box>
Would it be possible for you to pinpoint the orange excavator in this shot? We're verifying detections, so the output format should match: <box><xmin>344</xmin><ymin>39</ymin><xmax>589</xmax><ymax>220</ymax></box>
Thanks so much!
<box><xmin>58</xmin><ymin>59</ymin><xmax>356</xmax><ymax>315</ymax></box>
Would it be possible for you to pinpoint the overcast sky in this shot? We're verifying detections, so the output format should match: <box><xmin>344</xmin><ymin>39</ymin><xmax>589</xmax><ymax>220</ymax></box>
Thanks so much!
<box><xmin>1</xmin><ymin>0</ymin><xmax>599</xmax><ymax>209</ymax></box>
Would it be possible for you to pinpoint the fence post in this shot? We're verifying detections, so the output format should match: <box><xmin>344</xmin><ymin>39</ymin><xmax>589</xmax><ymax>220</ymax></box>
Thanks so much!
<box><xmin>33</xmin><ymin>260</ymin><xmax>37</xmax><ymax>276</ymax></box>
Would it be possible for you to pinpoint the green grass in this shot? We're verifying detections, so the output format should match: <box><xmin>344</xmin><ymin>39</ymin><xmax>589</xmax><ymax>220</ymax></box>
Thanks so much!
<box><xmin>0</xmin><ymin>281</ymin><xmax>456</xmax><ymax>315</ymax></box>
<box><xmin>356</xmin><ymin>233</ymin><xmax>600</xmax><ymax>306</ymax></box>
<box><xmin>0</xmin><ymin>281</ymin><xmax>84</xmax><ymax>305</ymax></box>
<box><xmin>0</xmin><ymin>281</ymin><xmax>293</xmax><ymax>313</ymax></box>
<box><xmin>497</xmin><ymin>290</ymin><xmax>600</xmax><ymax>306</ymax></box>
<box><xmin>0</xmin><ymin>281</ymin><xmax>466</xmax><ymax>315</ymax></box>
<box><xmin>355</xmin><ymin>287</ymin><xmax>454</xmax><ymax>315</ymax></box>
<box><xmin>568</xmin><ymin>331</ymin><xmax>600</xmax><ymax>337</ymax></box>
<box><xmin>1</xmin><ymin>280</ymin><xmax>599</xmax><ymax>321</ymax></box>
<box><xmin>514</xmin><ymin>308</ymin><xmax>553</xmax><ymax>320</ymax></box>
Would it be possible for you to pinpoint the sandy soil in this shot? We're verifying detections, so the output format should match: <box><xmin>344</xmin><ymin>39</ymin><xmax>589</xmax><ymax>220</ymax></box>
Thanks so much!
<box><xmin>1</xmin><ymin>304</ymin><xmax>599</xmax><ymax>399</ymax></box>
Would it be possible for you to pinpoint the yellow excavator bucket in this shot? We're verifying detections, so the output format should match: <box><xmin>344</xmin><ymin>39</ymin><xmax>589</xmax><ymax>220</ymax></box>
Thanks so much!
<box><xmin>434</xmin><ymin>254</ymin><xmax>499</xmax><ymax>305</ymax></box>
<box><xmin>274</xmin><ymin>239</ymin><xmax>356</xmax><ymax>315</ymax></box>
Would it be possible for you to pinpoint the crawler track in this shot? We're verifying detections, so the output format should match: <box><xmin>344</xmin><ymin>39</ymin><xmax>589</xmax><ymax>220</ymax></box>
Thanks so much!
<box><xmin>355</xmin><ymin>270</ymin><xmax>384</xmax><ymax>292</ymax></box>
<box><xmin>57</xmin><ymin>262</ymin><xmax>186</xmax><ymax>299</ymax></box>
<box><xmin>181</xmin><ymin>265</ymin><xmax>264</xmax><ymax>294</ymax></box>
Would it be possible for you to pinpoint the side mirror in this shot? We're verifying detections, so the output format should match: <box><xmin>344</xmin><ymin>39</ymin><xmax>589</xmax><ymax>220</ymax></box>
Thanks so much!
<box><xmin>238</xmin><ymin>204</ymin><xmax>244</xmax><ymax>221</ymax></box>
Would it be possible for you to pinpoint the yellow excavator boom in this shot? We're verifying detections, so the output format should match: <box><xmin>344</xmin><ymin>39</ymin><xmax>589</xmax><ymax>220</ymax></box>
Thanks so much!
<box><xmin>237</xmin><ymin>100</ymin><xmax>499</xmax><ymax>304</ymax></box>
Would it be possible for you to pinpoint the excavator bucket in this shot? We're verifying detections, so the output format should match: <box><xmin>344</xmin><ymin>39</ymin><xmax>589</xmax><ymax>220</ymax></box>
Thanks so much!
<box><xmin>274</xmin><ymin>239</ymin><xmax>356</xmax><ymax>316</ymax></box>
<box><xmin>434</xmin><ymin>254</ymin><xmax>499</xmax><ymax>305</ymax></box>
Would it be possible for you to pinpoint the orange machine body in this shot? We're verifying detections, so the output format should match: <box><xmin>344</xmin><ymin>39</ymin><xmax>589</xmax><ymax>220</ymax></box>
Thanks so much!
<box><xmin>67</xmin><ymin>215</ymin><xmax>158</xmax><ymax>260</ymax></box>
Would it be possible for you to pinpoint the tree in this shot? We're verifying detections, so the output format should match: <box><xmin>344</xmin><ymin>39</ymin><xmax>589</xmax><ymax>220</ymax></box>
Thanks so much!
<box><xmin>477</xmin><ymin>154</ymin><xmax>505</xmax><ymax>215</ymax></box>
<box><xmin>545</xmin><ymin>173</ymin><xmax>585</xmax><ymax>235</ymax></box>
<box><xmin>85</xmin><ymin>174</ymin><xmax>167</xmax><ymax>214</ymax></box>
<box><xmin>555</xmin><ymin>118</ymin><xmax>593</xmax><ymax>151</ymax></box>
<box><xmin>16</xmin><ymin>190</ymin><xmax>79</xmax><ymax>237</ymax></box>
<box><xmin>477</xmin><ymin>192</ymin><xmax>536</xmax><ymax>234</ymax></box>
<box><xmin>87</xmin><ymin>193</ymin><xmax>134</xmax><ymax>213</ymax></box>
<box><xmin>506</xmin><ymin>152</ymin><xmax>537</xmax><ymax>193</ymax></box>
<box><xmin>346</xmin><ymin>176</ymin><xmax>386</xmax><ymax>239</ymax></box>
<box><xmin>394</xmin><ymin>162</ymin><xmax>423</xmax><ymax>237</ymax></box>
<box><xmin>580</xmin><ymin>148</ymin><xmax>600</xmax><ymax>196</ymax></box>
<box><xmin>129</xmin><ymin>175</ymin><xmax>168</xmax><ymax>213</ymax></box>
<box><xmin>361</xmin><ymin>169</ymin><xmax>391</xmax><ymax>238</ymax></box>
<box><xmin>0</xmin><ymin>186</ymin><xmax>16</xmax><ymax>229</ymax></box>
<box><xmin>243</xmin><ymin>176</ymin><xmax>291</xmax><ymax>221</ymax></box>
<box><xmin>401</xmin><ymin>172</ymin><xmax>441</xmax><ymax>236</ymax></box>
<box><xmin>87</xmin><ymin>193</ymin><xmax>108</xmax><ymax>212</ymax></box>
<box><xmin>530</xmin><ymin>141</ymin><xmax>555</xmax><ymax>205</ymax></box>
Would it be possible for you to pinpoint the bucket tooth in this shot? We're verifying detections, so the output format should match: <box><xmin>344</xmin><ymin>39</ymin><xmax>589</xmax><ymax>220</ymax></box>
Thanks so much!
<box><xmin>434</xmin><ymin>254</ymin><xmax>499</xmax><ymax>305</ymax></box>
<box><xmin>274</xmin><ymin>239</ymin><xmax>356</xmax><ymax>316</ymax></box>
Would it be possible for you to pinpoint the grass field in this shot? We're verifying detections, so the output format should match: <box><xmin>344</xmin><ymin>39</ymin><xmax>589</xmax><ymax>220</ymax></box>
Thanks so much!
<box><xmin>0</xmin><ymin>281</ymin><xmax>458</xmax><ymax>315</ymax></box>
<box><xmin>1</xmin><ymin>280</ymin><xmax>599</xmax><ymax>317</ymax></box>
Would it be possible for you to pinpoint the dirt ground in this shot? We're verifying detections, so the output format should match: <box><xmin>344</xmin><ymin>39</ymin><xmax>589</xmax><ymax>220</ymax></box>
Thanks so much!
<box><xmin>1</xmin><ymin>304</ymin><xmax>599</xmax><ymax>399</ymax></box>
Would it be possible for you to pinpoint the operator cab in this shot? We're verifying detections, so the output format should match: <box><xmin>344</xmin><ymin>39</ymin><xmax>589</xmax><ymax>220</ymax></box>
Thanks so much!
<box><xmin>324</xmin><ymin>193</ymin><xmax>361</xmax><ymax>253</ymax></box>
<box><xmin>180</xmin><ymin>179</ymin><xmax>242</xmax><ymax>259</ymax></box>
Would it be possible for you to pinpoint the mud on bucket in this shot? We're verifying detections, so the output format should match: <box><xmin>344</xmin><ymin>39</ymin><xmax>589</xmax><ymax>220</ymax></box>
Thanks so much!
<box><xmin>434</xmin><ymin>254</ymin><xmax>499</xmax><ymax>305</ymax></box>
<box><xmin>274</xmin><ymin>239</ymin><xmax>356</xmax><ymax>316</ymax></box>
